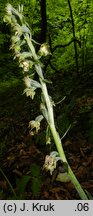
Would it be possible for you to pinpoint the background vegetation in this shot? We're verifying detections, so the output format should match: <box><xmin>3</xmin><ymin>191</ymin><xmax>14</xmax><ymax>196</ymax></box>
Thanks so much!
<box><xmin>0</xmin><ymin>0</ymin><xmax>93</xmax><ymax>199</ymax></box>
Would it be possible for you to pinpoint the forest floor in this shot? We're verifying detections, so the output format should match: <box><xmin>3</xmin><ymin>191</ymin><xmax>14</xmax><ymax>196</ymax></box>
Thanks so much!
<box><xmin>0</xmin><ymin>68</ymin><xmax>93</xmax><ymax>200</ymax></box>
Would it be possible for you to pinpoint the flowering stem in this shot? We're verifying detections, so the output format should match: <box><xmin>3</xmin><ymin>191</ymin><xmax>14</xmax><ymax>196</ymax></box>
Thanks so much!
<box><xmin>40</xmin><ymin>79</ymin><xmax>87</xmax><ymax>199</ymax></box>
<box><xmin>68</xmin><ymin>165</ymin><xmax>88</xmax><ymax>199</ymax></box>
<box><xmin>25</xmin><ymin>31</ymin><xmax>88</xmax><ymax>200</ymax></box>
<box><xmin>40</xmin><ymin>74</ymin><xmax>87</xmax><ymax>199</ymax></box>
<box><xmin>4</xmin><ymin>4</ymin><xmax>88</xmax><ymax>199</ymax></box>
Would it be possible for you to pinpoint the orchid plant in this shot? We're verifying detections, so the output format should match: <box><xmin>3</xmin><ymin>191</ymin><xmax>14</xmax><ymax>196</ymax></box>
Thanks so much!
<box><xmin>4</xmin><ymin>4</ymin><xmax>88</xmax><ymax>199</ymax></box>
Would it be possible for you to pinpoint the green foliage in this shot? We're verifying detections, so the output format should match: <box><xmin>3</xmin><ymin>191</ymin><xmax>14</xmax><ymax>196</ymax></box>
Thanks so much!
<box><xmin>16</xmin><ymin>175</ymin><xmax>31</xmax><ymax>198</ymax></box>
<box><xmin>4</xmin><ymin>3</ymin><xmax>88</xmax><ymax>200</ymax></box>
<box><xmin>0</xmin><ymin>0</ymin><xmax>93</xmax><ymax>73</ymax></box>
<box><xmin>0</xmin><ymin>0</ymin><xmax>93</xmax><ymax>199</ymax></box>
<box><xmin>46</xmin><ymin>0</ymin><xmax>93</xmax><ymax>73</ymax></box>
<box><xmin>30</xmin><ymin>164</ymin><xmax>42</xmax><ymax>197</ymax></box>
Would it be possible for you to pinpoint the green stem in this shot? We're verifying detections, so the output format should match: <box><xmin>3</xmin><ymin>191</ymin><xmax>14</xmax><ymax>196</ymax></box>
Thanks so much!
<box><xmin>25</xmin><ymin>33</ymin><xmax>88</xmax><ymax>200</ymax></box>
<box><xmin>40</xmin><ymin>77</ymin><xmax>54</xmax><ymax>125</ymax></box>
<box><xmin>50</xmin><ymin>124</ymin><xmax>88</xmax><ymax>199</ymax></box>
<box><xmin>50</xmin><ymin>124</ymin><xmax>67</xmax><ymax>162</ymax></box>
<box><xmin>4</xmin><ymin>3</ymin><xmax>88</xmax><ymax>200</ymax></box>
<box><xmin>39</xmin><ymin>70</ymin><xmax>88</xmax><ymax>199</ymax></box>
<box><xmin>68</xmin><ymin>166</ymin><xmax>88</xmax><ymax>200</ymax></box>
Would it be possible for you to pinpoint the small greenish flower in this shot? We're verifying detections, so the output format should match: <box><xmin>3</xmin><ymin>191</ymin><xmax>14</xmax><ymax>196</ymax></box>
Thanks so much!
<box><xmin>20</xmin><ymin>60</ymin><xmax>30</xmax><ymax>71</ymax></box>
<box><xmin>43</xmin><ymin>155</ymin><xmax>57</xmax><ymax>175</ymax></box>
<box><xmin>39</xmin><ymin>43</ymin><xmax>51</xmax><ymax>57</ymax></box>
<box><xmin>23</xmin><ymin>88</ymin><xmax>35</xmax><ymax>99</ymax></box>
<box><xmin>24</xmin><ymin>76</ymin><xmax>41</xmax><ymax>89</ymax></box>
<box><xmin>13</xmin><ymin>24</ymin><xmax>23</xmax><ymax>36</ymax></box>
<box><xmin>11</xmin><ymin>35</ymin><xmax>20</xmax><ymax>44</ymax></box>
<box><xmin>29</xmin><ymin>115</ymin><xmax>43</xmax><ymax>134</ymax></box>
<box><xmin>43</xmin><ymin>151</ymin><xmax>62</xmax><ymax>175</ymax></box>
<box><xmin>3</xmin><ymin>15</ymin><xmax>12</xmax><ymax>24</ymax></box>
<box><xmin>11</xmin><ymin>44</ymin><xmax>21</xmax><ymax>53</ymax></box>
<box><xmin>6</xmin><ymin>3</ymin><xmax>12</xmax><ymax>15</ymax></box>
<box><xmin>29</xmin><ymin>120</ymin><xmax>40</xmax><ymax>133</ymax></box>
<box><xmin>23</xmin><ymin>76</ymin><xmax>41</xmax><ymax>99</ymax></box>
<box><xmin>23</xmin><ymin>76</ymin><xmax>31</xmax><ymax>88</ymax></box>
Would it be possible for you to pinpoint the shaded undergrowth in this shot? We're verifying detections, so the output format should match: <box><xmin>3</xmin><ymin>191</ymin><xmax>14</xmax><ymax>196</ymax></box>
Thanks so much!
<box><xmin>0</xmin><ymin>60</ymin><xmax>93</xmax><ymax>199</ymax></box>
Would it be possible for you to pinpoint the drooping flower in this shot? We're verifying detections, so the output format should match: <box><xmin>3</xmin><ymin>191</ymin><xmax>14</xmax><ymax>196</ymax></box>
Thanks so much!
<box><xmin>39</xmin><ymin>43</ymin><xmax>51</xmax><ymax>57</ymax></box>
<box><xmin>28</xmin><ymin>115</ymin><xmax>43</xmax><ymax>134</ymax></box>
<box><xmin>23</xmin><ymin>88</ymin><xmax>35</xmax><ymax>99</ymax></box>
<box><xmin>43</xmin><ymin>151</ymin><xmax>62</xmax><ymax>175</ymax></box>
<box><xmin>6</xmin><ymin>3</ymin><xmax>12</xmax><ymax>15</ymax></box>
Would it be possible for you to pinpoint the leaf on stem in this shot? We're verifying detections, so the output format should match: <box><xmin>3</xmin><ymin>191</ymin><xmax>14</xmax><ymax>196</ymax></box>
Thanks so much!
<box><xmin>46</xmin><ymin>125</ymin><xmax>51</xmax><ymax>145</ymax></box>
<box><xmin>19</xmin><ymin>52</ymin><xmax>32</xmax><ymax>60</ymax></box>
<box><xmin>35</xmin><ymin>115</ymin><xmax>43</xmax><ymax>122</ymax></box>
<box><xmin>40</xmin><ymin>103</ymin><xmax>49</xmax><ymax>122</ymax></box>
<box><xmin>3</xmin><ymin>15</ymin><xmax>12</xmax><ymax>24</ymax></box>
<box><xmin>56</xmin><ymin>172</ymin><xmax>70</xmax><ymax>183</ymax></box>
<box><xmin>21</xmin><ymin>25</ymin><xmax>31</xmax><ymax>37</ymax></box>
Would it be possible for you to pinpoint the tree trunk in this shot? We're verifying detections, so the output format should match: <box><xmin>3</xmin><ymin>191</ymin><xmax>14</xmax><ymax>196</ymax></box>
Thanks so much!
<box><xmin>67</xmin><ymin>0</ymin><xmax>78</xmax><ymax>74</ymax></box>
<box><xmin>40</xmin><ymin>0</ymin><xmax>47</xmax><ymax>43</ymax></box>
